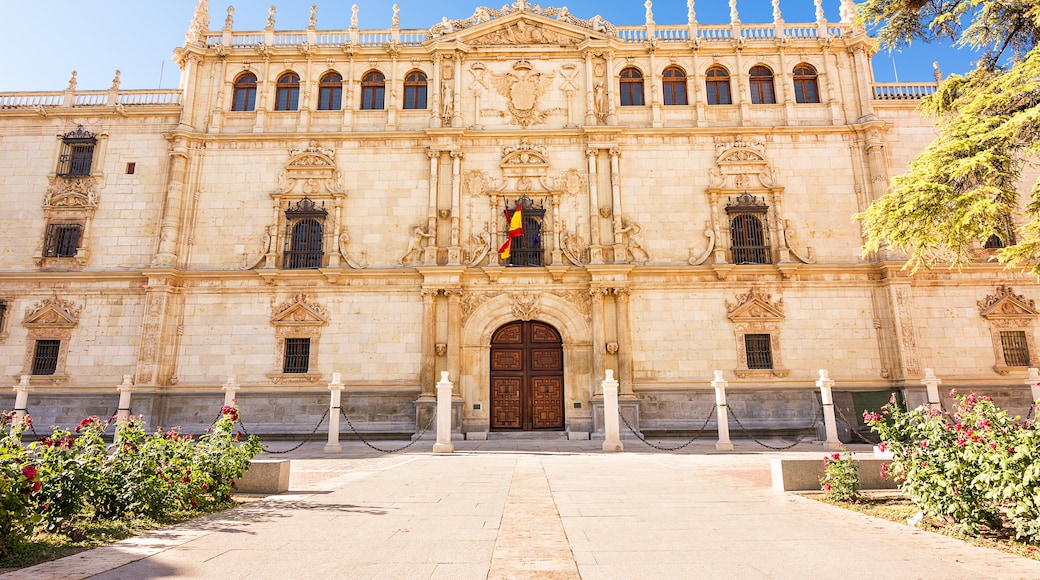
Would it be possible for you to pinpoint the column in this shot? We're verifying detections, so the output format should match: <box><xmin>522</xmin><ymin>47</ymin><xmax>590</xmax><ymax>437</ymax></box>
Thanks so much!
<box><xmin>817</xmin><ymin>369</ymin><xmax>841</xmax><ymax>451</ymax></box>
<box><xmin>609</xmin><ymin>148</ymin><xmax>625</xmax><ymax>261</ymax></box>
<box><xmin>418</xmin><ymin>289</ymin><xmax>439</xmax><ymax>400</ymax></box>
<box><xmin>452</xmin><ymin>52</ymin><xmax>463</xmax><ymax>128</ymax></box>
<box><xmin>11</xmin><ymin>375</ymin><xmax>31</xmax><ymax>427</ymax></box>
<box><xmin>613</xmin><ymin>288</ymin><xmax>634</xmax><ymax>398</ymax></box>
<box><xmin>712</xmin><ymin>370</ymin><xmax>733</xmax><ymax>451</ymax></box>
<box><xmin>222</xmin><ymin>373</ymin><xmax>240</xmax><ymax>406</ymax></box>
<box><xmin>605</xmin><ymin>51</ymin><xmax>617</xmax><ymax>125</ymax></box>
<box><xmin>448</xmin><ymin>151</ymin><xmax>463</xmax><ymax>264</ymax></box>
<box><xmin>325</xmin><ymin>373</ymin><xmax>344</xmax><ymax>453</ymax></box>
<box><xmin>329</xmin><ymin>196</ymin><xmax>344</xmax><ymax>267</ymax></box>
<box><xmin>1027</xmin><ymin>368</ymin><xmax>1040</xmax><ymax>405</ymax></box>
<box><xmin>153</xmin><ymin>138</ymin><xmax>191</xmax><ymax>266</ymax></box>
<box><xmin>583</xmin><ymin>51</ymin><xmax>596</xmax><ymax>125</ymax></box>
<box><xmin>433</xmin><ymin>372</ymin><xmax>455</xmax><ymax>453</ymax></box>
<box><xmin>602</xmin><ymin>370</ymin><xmax>623</xmax><ymax>452</ymax></box>
<box><xmin>431</xmin><ymin>53</ymin><xmax>443</xmax><ymax>127</ymax></box>
<box><xmin>590</xmin><ymin>288</ymin><xmax>608</xmax><ymax>394</ymax></box>
<box><xmin>446</xmin><ymin>289</ymin><xmax>462</xmax><ymax>384</ymax></box>
<box><xmin>849</xmin><ymin>44</ymin><xmax>876</xmax><ymax>120</ymax></box>
<box><xmin>587</xmin><ymin>149</ymin><xmax>604</xmax><ymax>264</ymax></box>
<box><xmin>115</xmin><ymin>375</ymin><xmax>135</xmax><ymax>424</ymax></box>
<box><xmin>921</xmin><ymin>367</ymin><xmax>942</xmax><ymax>410</ymax></box>
<box><xmin>426</xmin><ymin>149</ymin><xmax>440</xmax><ymax>264</ymax></box>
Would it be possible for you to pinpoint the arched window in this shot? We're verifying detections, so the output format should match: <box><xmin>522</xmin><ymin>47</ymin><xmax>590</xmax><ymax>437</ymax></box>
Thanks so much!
<box><xmin>662</xmin><ymin>66</ymin><xmax>688</xmax><ymax>106</ymax></box>
<box><xmin>705</xmin><ymin>66</ymin><xmax>732</xmax><ymax>105</ymax></box>
<box><xmin>749</xmin><ymin>66</ymin><xmax>776</xmax><ymax>104</ymax></box>
<box><xmin>275</xmin><ymin>72</ymin><xmax>300</xmax><ymax>111</ymax></box>
<box><xmin>283</xmin><ymin>198</ymin><xmax>327</xmax><ymax>269</ymax></box>
<box><xmin>403</xmin><ymin>70</ymin><xmax>428</xmax><ymax>109</ymax></box>
<box><xmin>792</xmin><ymin>64</ymin><xmax>820</xmax><ymax>104</ymax></box>
<box><xmin>619</xmin><ymin>67</ymin><xmax>644</xmax><ymax>107</ymax></box>
<box><xmin>726</xmin><ymin>193</ymin><xmax>771</xmax><ymax>264</ymax></box>
<box><xmin>232</xmin><ymin>72</ymin><xmax>257</xmax><ymax>111</ymax></box>
<box><xmin>361</xmin><ymin>71</ymin><xmax>385</xmax><ymax>110</ymax></box>
<box><xmin>318</xmin><ymin>72</ymin><xmax>342</xmax><ymax>110</ymax></box>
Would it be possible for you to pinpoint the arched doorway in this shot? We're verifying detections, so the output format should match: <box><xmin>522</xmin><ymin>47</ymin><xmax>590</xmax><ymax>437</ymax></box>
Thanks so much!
<box><xmin>490</xmin><ymin>320</ymin><xmax>564</xmax><ymax>431</ymax></box>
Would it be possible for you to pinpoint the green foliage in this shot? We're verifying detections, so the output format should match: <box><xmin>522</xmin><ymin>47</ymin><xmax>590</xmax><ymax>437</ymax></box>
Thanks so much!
<box><xmin>820</xmin><ymin>447</ymin><xmax>861</xmax><ymax>502</ymax></box>
<box><xmin>854</xmin><ymin>1</ymin><xmax>1040</xmax><ymax>273</ymax></box>
<box><xmin>0</xmin><ymin>413</ymin><xmax>40</xmax><ymax>558</ymax></box>
<box><xmin>865</xmin><ymin>393</ymin><xmax>1040</xmax><ymax>542</ymax></box>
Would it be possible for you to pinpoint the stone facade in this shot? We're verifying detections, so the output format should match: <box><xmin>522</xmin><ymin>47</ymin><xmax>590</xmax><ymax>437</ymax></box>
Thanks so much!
<box><xmin>1</xmin><ymin>1</ymin><xmax>1037</xmax><ymax>440</ymax></box>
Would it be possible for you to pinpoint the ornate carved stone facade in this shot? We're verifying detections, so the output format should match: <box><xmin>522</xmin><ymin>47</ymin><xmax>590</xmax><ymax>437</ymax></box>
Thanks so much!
<box><xmin>1</xmin><ymin>2</ymin><xmax>1038</xmax><ymax>436</ymax></box>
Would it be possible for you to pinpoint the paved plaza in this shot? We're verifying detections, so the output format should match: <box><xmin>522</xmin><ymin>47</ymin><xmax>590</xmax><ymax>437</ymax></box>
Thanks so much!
<box><xmin>4</xmin><ymin>439</ymin><xmax>1040</xmax><ymax>580</ymax></box>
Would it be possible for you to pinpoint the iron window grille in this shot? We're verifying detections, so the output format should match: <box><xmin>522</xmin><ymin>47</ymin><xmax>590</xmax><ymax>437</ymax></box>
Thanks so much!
<box><xmin>619</xmin><ymin>67</ymin><xmax>644</xmax><ymax>106</ymax></box>
<box><xmin>44</xmin><ymin>222</ymin><xmax>82</xmax><ymax>257</ymax></box>
<box><xmin>283</xmin><ymin>338</ymin><xmax>311</xmax><ymax>373</ymax></box>
<box><xmin>984</xmin><ymin>215</ymin><xmax>1016</xmax><ymax>249</ymax></box>
<box><xmin>726</xmin><ymin>193</ymin><xmax>771</xmax><ymax>264</ymax></box>
<box><xmin>505</xmin><ymin>196</ymin><xmax>545</xmax><ymax>267</ymax></box>
<box><xmin>57</xmin><ymin>126</ymin><xmax>96</xmax><ymax>177</ymax></box>
<box><xmin>361</xmin><ymin>71</ymin><xmax>385</xmax><ymax>110</ymax></box>
<box><xmin>403</xmin><ymin>70</ymin><xmax>428</xmax><ymax>109</ymax></box>
<box><xmin>1000</xmin><ymin>330</ymin><xmax>1030</xmax><ymax>367</ymax></box>
<box><xmin>318</xmin><ymin>72</ymin><xmax>342</xmax><ymax>110</ymax></box>
<box><xmin>745</xmin><ymin>334</ymin><xmax>774</xmax><ymax>370</ymax></box>
<box><xmin>32</xmin><ymin>339</ymin><xmax>61</xmax><ymax>375</ymax></box>
<box><xmin>0</xmin><ymin>301</ymin><xmax>6</xmax><ymax>333</ymax></box>
<box><xmin>283</xmin><ymin>198</ymin><xmax>327</xmax><ymax>269</ymax></box>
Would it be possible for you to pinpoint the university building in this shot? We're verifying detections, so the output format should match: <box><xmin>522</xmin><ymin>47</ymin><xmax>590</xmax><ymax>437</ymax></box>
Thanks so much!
<box><xmin>2</xmin><ymin>1</ymin><xmax>1037</xmax><ymax>441</ymax></box>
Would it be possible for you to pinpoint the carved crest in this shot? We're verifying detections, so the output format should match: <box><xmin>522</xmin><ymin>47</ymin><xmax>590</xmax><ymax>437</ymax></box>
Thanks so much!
<box><xmin>726</xmin><ymin>289</ymin><xmax>784</xmax><ymax>322</ymax></box>
<box><xmin>491</xmin><ymin>60</ymin><xmax>555</xmax><ymax>127</ymax></box>
<box><xmin>470</xmin><ymin>17</ymin><xmax>582</xmax><ymax>45</ymax></box>
<box><xmin>511</xmin><ymin>291</ymin><xmax>541</xmax><ymax>321</ymax></box>
<box><xmin>711</xmin><ymin>139</ymin><xmax>778</xmax><ymax>191</ymax></box>
<box><xmin>979</xmin><ymin>285</ymin><xmax>1039</xmax><ymax>320</ymax></box>
<box><xmin>45</xmin><ymin>176</ymin><xmax>98</xmax><ymax>209</ymax></box>
<box><xmin>275</xmin><ymin>142</ymin><xmax>342</xmax><ymax>195</ymax></box>
<box><xmin>271</xmin><ymin>293</ymin><xmax>329</xmax><ymax>327</ymax></box>
<box><xmin>24</xmin><ymin>295</ymin><xmax>81</xmax><ymax>327</ymax></box>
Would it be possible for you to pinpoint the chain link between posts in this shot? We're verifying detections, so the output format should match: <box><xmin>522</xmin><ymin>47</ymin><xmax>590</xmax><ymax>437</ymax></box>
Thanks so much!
<box><xmin>340</xmin><ymin>406</ymin><xmax>435</xmax><ymax>454</ymax></box>
<box><xmin>726</xmin><ymin>404</ymin><xmax>824</xmax><ymax>451</ymax></box>
<box><xmin>619</xmin><ymin>404</ymin><xmax>718</xmax><ymax>452</ymax></box>
<box><xmin>831</xmin><ymin>403</ymin><xmax>878</xmax><ymax>444</ymax></box>
<box><xmin>236</xmin><ymin>408</ymin><xmax>329</xmax><ymax>455</ymax></box>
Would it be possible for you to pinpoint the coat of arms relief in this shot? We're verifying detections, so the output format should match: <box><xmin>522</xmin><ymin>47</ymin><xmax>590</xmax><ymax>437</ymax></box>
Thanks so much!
<box><xmin>491</xmin><ymin>59</ymin><xmax>556</xmax><ymax>127</ymax></box>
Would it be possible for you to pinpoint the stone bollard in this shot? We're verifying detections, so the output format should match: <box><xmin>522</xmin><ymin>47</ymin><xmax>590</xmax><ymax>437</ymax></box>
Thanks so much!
<box><xmin>324</xmin><ymin>373</ymin><xmax>344</xmax><ymax>453</ymax></box>
<box><xmin>817</xmin><ymin>369</ymin><xmax>841</xmax><ymax>451</ymax></box>
<box><xmin>921</xmin><ymin>367</ymin><xmax>942</xmax><ymax>410</ymax></box>
<box><xmin>1026</xmin><ymin>368</ymin><xmax>1040</xmax><ymax>408</ymax></box>
<box><xmin>602</xmin><ymin>369</ymin><xmax>623</xmax><ymax>452</ymax></box>
<box><xmin>115</xmin><ymin>375</ymin><xmax>135</xmax><ymax>423</ymax></box>
<box><xmin>433</xmin><ymin>371</ymin><xmax>454</xmax><ymax>453</ymax></box>
<box><xmin>11</xmin><ymin>375</ymin><xmax>31</xmax><ymax>427</ymax></box>
<box><xmin>222</xmin><ymin>373</ymin><xmax>240</xmax><ymax>407</ymax></box>
<box><xmin>711</xmin><ymin>370</ymin><xmax>733</xmax><ymax>451</ymax></box>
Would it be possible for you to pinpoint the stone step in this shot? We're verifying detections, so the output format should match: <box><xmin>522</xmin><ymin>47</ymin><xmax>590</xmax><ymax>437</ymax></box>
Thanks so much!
<box><xmin>486</xmin><ymin>431</ymin><xmax>570</xmax><ymax>440</ymax></box>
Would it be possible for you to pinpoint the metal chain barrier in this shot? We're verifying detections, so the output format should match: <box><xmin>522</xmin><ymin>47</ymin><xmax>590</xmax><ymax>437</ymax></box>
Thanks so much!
<box><xmin>1027</xmin><ymin>403</ymin><xmax>1036</xmax><ymax>422</ymax></box>
<box><xmin>340</xmin><ymin>406</ymin><xmax>435</xmax><ymax>454</ymax></box>
<box><xmin>619</xmin><ymin>404</ymin><xmax>717</xmax><ymax>452</ymax></box>
<box><xmin>726</xmin><ymin>404</ymin><xmax>824</xmax><ymax>451</ymax></box>
<box><xmin>831</xmin><ymin>403</ymin><xmax>878</xmax><ymax>444</ymax></box>
<box><xmin>241</xmin><ymin>408</ymin><xmax>330</xmax><ymax>455</ymax></box>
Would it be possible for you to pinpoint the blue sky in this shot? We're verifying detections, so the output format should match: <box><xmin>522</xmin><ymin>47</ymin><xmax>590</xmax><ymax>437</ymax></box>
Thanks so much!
<box><xmin>0</xmin><ymin>0</ymin><xmax>976</xmax><ymax>92</ymax></box>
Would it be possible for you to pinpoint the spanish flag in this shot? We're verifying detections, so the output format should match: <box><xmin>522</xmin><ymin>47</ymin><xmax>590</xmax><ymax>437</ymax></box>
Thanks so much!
<box><xmin>498</xmin><ymin>203</ymin><xmax>524</xmax><ymax>259</ymax></box>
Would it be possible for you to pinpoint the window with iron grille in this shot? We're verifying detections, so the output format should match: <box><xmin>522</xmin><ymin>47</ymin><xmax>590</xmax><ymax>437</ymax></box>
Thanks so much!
<box><xmin>57</xmin><ymin>126</ymin><xmax>96</xmax><ymax>177</ymax></box>
<box><xmin>745</xmin><ymin>334</ymin><xmax>773</xmax><ymax>369</ymax></box>
<box><xmin>32</xmin><ymin>339</ymin><xmax>61</xmax><ymax>375</ymax></box>
<box><xmin>505</xmin><ymin>196</ymin><xmax>545</xmax><ymax>267</ymax></box>
<box><xmin>283</xmin><ymin>338</ymin><xmax>310</xmax><ymax>373</ymax></box>
<box><xmin>1001</xmin><ymin>330</ymin><xmax>1030</xmax><ymax>367</ymax></box>
<box><xmin>44</xmin><ymin>222</ymin><xmax>82</xmax><ymax>257</ymax></box>
<box><xmin>984</xmin><ymin>215</ymin><xmax>1016</xmax><ymax>249</ymax></box>
<box><xmin>725</xmin><ymin>193</ymin><xmax>771</xmax><ymax>265</ymax></box>
<box><xmin>0</xmin><ymin>301</ymin><xmax>7</xmax><ymax>335</ymax></box>
<box><xmin>283</xmin><ymin>198</ymin><xmax>327</xmax><ymax>269</ymax></box>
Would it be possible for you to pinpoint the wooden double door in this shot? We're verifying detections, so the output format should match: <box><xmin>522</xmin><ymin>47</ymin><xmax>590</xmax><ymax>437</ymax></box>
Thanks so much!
<box><xmin>490</xmin><ymin>321</ymin><xmax>565</xmax><ymax>431</ymax></box>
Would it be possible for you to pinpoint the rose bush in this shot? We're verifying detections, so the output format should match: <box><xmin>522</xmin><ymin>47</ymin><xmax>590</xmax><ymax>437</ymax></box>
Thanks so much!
<box><xmin>0</xmin><ymin>413</ymin><xmax>40</xmax><ymax>558</ymax></box>
<box><xmin>865</xmin><ymin>392</ymin><xmax>1040</xmax><ymax>542</ymax></box>
<box><xmin>819</xmin><ymin>447</ymin><xmax>860</xmax><ymax>502</ymax></box>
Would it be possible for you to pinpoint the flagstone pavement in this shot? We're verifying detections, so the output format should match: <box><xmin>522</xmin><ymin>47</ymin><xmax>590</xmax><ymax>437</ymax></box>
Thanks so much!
<box><xmin>3</xmin><ymin>438</ymin><xmax>1040</xmax><ymax>580</ymax></box>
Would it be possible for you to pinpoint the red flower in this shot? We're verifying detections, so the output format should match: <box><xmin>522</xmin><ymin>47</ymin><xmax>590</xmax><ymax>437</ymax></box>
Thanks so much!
<box><xmin>190</xmin><ymin>498</ymin><xmax>197</xmax><ymax>508</ymax></box>
<box><xmin>880</xmin><ymin>463</ymin><xmax>889</xmax><ymax>478</ymax></box>
<box><xmin>919</xmin><ymin>441</ymin><xmax>928</xmax><ymax>448</ymax></box>
<box><xmin>823</xmin><ymin>483</ymin><xmax>832</xmax><ymax>491</ymax></box>
<box><xmin>21</xmin><ymin>465</ymin><xmax>37</xmax><ymax>480</ymax></box>
<box><xmin>877</xmin><ymin>442</ymin><xmax>886</xmax><ymax>452</ymax></box>
<box><xmin>32</xmin><ymin>481</ymin><xmax>41</xmax><ymax>492</ymax></box>
<box><xmin>182</xmin><ymin>476</ymin><xmax>191</xmax><ymax>483</ymax></box>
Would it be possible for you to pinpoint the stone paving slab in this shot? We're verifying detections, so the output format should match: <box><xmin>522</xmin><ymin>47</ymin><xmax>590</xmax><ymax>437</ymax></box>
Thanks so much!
<box><xmin>2</xmin><ymin>440</ymin><xmax>1039</xmax><ymax>580</ymax></box>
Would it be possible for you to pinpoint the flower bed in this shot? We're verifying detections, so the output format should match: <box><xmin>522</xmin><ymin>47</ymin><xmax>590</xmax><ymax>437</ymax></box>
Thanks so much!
<box><xmin>864</xmin><ymin>392</ymin><xmax>1040</xmax><ymax>544</ymax></box>
<box><xmin>0</xmin><ymin>406</ymin><xmax>260</xmax><ymax>559</ymax></box>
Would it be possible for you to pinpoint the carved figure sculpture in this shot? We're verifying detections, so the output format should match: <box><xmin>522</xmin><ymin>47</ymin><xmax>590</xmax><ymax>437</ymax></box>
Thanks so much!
<box><xmin>618</xmin><ymin>217</ymin><xmax>649</xmax><ymax>264</ymax></box>
<box><xmin>400</xmin><ymin>225</ymin><xmax>434</xmax><ymax>265</ymax></box>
